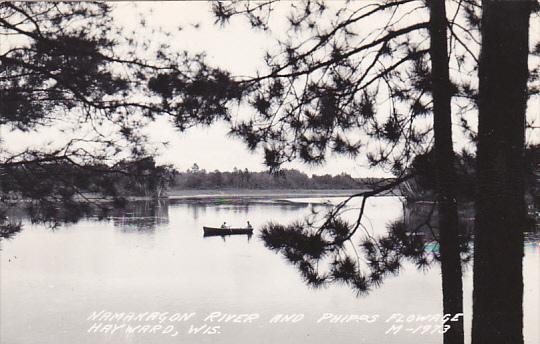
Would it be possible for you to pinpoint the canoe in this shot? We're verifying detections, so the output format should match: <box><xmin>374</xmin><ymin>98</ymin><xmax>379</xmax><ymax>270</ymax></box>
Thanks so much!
<box><xmin>203</xmin><ymin>226</ymin><xmax>253</xmax><ymax>237</ymax></box>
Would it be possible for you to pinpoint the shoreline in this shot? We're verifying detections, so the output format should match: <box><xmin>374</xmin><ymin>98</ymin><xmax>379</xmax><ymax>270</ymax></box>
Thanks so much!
<box><xmin>3</xmin><ymin>188</ymin><xmax>402</xmax><ymax>206</ymax></box>
<box><xmin>166</xmin><ymin>188</ymin><xmax>369</xmax><ymax>200</ymax></box>
<box><xmin>164</xmin><ymin>189</ymin><xmax>369</xmax><ymax>206</ymax></box>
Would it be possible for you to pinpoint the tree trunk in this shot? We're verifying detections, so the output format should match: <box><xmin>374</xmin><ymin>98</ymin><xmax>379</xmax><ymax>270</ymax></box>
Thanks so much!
<box><xmin>429</xmin><ymin>1</ymin><xmax>464</xmax><ymax>344</ymax></box>
<box><xmin>472</xmin><ymin>1</ymin><xmax>531</xmax><ymax>344</ymax></box>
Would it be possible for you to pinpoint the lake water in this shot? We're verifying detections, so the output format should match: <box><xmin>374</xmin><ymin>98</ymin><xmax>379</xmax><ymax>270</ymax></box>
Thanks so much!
<box><xmin>1</xmin><ymin>196</ymin><xmax>538</xmax><ymax>344</ymax></box>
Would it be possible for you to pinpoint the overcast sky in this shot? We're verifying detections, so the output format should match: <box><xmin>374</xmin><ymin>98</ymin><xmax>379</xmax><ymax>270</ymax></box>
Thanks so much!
<box><xmin>125</xmin><ymin>1</ymin><xmax>539</xmax><ymax>177</ymax></box>
<box><xmin>2</xmin><ymin>1</ymin><xmax>538</xmax><ymax>177</ymax></box>
<box><xmin>119</xmin><ymin>1</ymin><xmax>393</xmax><ymax>177</ymax></box>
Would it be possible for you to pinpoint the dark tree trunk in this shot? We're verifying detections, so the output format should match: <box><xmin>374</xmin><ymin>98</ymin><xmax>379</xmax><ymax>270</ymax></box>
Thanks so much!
<box><xmin>472</xmin><ymin>1</ymin><xmax>532</xmax><ymax>344</ymax></box>
<box><xmin>429</xmin><ymin>1</ymin><xmax>464</xmax><ymax>344</ymax></box>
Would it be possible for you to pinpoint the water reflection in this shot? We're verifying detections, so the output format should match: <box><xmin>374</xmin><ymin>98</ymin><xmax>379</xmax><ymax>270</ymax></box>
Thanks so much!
<box><xmin>0</xmin><ymin>222</ymin><xmax>22</xmax><ymax>240</ymax></box>
<box><xmin>2</xmin><ymin>198</ymin><xmax>321</xmax><ymax>240</ymax></box>
<box><xmin>104</xmin><ymin>200</ymin><xmax>169</xmax><ymax>232</ymax></box>
<box><xmin>0</xmin><ymin>197</ymin><xmax>538</xmax><ymax>344</ymax></box>
<box><xmin>207</xmin><ymin>233</ymin><xmax>254</xmax><ymax>243</ymax></box>
<box><xmin>0</xmin><ymin>207</ymin><xmax>27</xmax><ymax>240</ymax></box>
<box><xmin>187</xmin><ymin>203</ymin><xmax>207</xmax><ymax>220</ymax></box>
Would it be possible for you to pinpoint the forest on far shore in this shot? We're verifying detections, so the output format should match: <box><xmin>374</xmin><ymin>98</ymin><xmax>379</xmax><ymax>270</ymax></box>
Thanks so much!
<box><xmin>172</xmin><ymin>163</ymin><xmax>383</xmax><ymax>190</ymax></box>
<box><xmin>2</xmin><ymin>146</ymin><xmax>537</xmax><ymax>203</ymax></box>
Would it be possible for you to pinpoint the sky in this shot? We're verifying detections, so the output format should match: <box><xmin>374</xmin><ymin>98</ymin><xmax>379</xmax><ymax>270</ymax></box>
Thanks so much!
<box><xmin>1</xmin><ymin>1</ymin><xmax>392</xmax><ymax>177</ymax></box>
<box><xmin>121</xmin><ymin>1</ymin><xmax>539</xmax><ymax>177</ymax></box>
<box><xmin>2</xmin><ymin>1</ymin><xmax>538</xmax><ymax>178</ymax></box>
<box><xmin>117</xmin><ymin>1</ymin><xmax>392</xmax><ymax>177</ymax></box>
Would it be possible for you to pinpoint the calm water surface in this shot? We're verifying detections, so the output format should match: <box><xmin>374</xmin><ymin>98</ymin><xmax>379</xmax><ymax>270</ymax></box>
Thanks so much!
<box><xmin>1</xmin><ymin>197</ymin><xmax>538</xmax><ymax>344</ymax></box>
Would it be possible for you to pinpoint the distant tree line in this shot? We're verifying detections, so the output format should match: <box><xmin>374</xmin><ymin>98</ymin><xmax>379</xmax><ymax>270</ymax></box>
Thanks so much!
<box><xmin>173</xmin><ymin>163</ymin><xmax>383</xmax><ymax>190</ymax></box>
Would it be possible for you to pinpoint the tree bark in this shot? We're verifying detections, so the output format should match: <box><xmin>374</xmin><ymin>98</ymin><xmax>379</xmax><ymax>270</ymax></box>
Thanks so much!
<box><xmin>472</xmin><ymin>1</ymin><xmax>532</xmax><ymax>344</ymax></box>
<box><xmin>429</xmin><ymin>1</ymin><xmax>464</xmax><ymax>344</ymax></box>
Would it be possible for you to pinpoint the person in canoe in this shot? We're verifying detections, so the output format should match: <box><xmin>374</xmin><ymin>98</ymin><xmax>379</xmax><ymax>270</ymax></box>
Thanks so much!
<box><xmin>221</xmin><ymin>222</ymin><xmax>229</xmax><ymax>229</ymax></box>
<box><xmin>246</xmin><ymin>221</ymin><xmax>253</xmax><ymax>229</ymax></box>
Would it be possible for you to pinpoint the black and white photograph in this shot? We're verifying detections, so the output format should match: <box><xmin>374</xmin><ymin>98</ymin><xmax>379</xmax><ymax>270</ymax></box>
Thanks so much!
<box><xmin>0</xmin><ymin>1</ymin><xmax>539</xmax><ymax>344</ymax></box>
